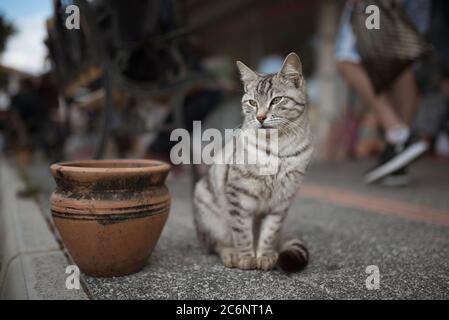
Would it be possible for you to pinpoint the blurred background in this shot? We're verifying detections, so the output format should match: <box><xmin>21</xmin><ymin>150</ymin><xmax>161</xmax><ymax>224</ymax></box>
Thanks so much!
<box><xmin>1</xmin><ymin>0</ymin><xmax>449</xmax><ymax>300</ymax></box>
<box><xmin>0</xmin><ymin>0</ymin><xmax>448</xmax><ymax>167</ymax></box>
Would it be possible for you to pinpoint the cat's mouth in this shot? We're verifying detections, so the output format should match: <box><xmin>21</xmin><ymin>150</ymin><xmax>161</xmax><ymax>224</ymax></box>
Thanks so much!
<box><xmin>260</xmin><ymin>123</ymin><xmax>276</xmax><ymax>129</ymax></box>
<box><xmin>252</xmin><ymin>121</ymin><xmax>277</xmax><ymax>129</ymax></box>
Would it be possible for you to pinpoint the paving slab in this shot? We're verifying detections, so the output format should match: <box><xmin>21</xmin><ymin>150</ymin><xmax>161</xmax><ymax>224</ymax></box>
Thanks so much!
<box><xmin>306</xmin><ymin>159</ymin><xmax>449</xmax><ymax>212</ymax></box>
<box><xmin>21</xmin><ymin>251</ymin><xmax>88</xmax><ymax>300</ymax></box>
<box><xmin>0</xmin><ymin>158</ymin><xmax>88</xmax><ymax>300</ymax></box>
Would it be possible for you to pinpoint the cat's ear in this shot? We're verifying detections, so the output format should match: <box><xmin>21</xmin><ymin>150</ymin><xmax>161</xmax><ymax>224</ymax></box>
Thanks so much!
<box><xmin>236</xmin><ymin>61</ymin><xmax>259</xmax><ymax>83</ymax></box>
<box><xmin>278</xmin><ymin>52</ymin><xmax>302</xmax><ymax>79</ymax></box>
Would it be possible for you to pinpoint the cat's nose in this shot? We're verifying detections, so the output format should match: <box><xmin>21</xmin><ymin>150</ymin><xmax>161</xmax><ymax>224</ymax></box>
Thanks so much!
<box><xmin>256</xmin><ymin>114</ymin><xmax>267</xmax><ymax>124</ymax></box>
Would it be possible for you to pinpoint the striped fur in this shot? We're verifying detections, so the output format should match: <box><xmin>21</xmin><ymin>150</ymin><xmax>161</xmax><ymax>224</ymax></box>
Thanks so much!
<box><xmin>278</xmin><ymin>238</ymin><xmax>309</xmax><ymax>273</ymax></box>
<box><xmin>193</xmin><ymin>53</ymin><xmax>313</xmax><ymax>272</ymax></box>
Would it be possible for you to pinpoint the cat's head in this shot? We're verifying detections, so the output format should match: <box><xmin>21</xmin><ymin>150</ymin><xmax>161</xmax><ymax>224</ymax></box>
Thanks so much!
<box><xmin>237</xmin><ymin>52</ymin><xmax>307</xmax><ymax>130</ymax></box>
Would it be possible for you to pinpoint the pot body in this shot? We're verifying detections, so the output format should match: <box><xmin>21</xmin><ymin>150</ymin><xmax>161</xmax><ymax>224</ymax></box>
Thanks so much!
<box><xmin>50</xmin><ymin>160</ymin><xmax>170</xmax><ymax>277</ymax></box>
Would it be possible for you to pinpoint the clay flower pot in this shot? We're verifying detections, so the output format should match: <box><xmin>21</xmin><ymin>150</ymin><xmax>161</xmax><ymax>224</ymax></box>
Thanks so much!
<box><xmin>50</xmin><ymin>159</ymin><xmax>170</xmax><ymax>277</ymax></box>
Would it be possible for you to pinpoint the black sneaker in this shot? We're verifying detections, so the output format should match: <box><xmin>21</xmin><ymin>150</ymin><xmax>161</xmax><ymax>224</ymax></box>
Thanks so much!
<box><xmin>364</xmin><ymin>134</ymin><xmax>428</xmax><ymax>184</ymax></box>
<box><xmin>380</xmin><ymin>167</ymin><xmax>410</xmax><ymax>187</ymax></box>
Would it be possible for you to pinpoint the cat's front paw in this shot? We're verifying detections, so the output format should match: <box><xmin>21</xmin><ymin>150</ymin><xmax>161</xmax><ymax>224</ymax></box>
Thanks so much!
<box><xmin>236</xmin><ymin>255</ymin><xmax>256</xmax><ymax>270</ymax></box>
<box><xmin>256</xmin><ymin>252</ymin><xmax>279</xmax><ymax>270</ymax></box>
<box><xmin>219</xmin><ymin>247</ymin><xmax>238</xmax><ymax>268</ymax></box>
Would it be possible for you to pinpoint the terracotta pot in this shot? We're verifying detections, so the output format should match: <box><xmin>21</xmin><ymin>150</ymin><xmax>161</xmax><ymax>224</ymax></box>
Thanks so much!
<box><xmin>50</xmin><ymin>159</ymin><xmax>170</xmax><ymax>277</ymax></box>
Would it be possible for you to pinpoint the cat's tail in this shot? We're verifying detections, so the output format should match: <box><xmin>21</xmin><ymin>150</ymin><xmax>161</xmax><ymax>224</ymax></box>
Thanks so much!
<box><xmin>277</xmin><ymin>238</ymin><xmax>309</xmax><ymax>273</ymax></box>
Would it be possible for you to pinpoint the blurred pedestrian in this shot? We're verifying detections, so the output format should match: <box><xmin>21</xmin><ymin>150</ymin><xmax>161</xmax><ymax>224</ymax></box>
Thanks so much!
<box><xmin>10</xmin><ymin>76</ymin><xmax>63</xmax><ymax>162</ymax></box>
<box><xmin>36</xmin><ymin>73</ymin><xmax>65</xmax><ymax>161</ymax></box>
<box><xmin>10</xmin><ymin>78</ymin><xmax>43</xmax><ymax>151</ymax></box>
<box><xmin>336</xmin><ymin>0</ymin><xmax>431</xmax><ymax>186</ymax></box>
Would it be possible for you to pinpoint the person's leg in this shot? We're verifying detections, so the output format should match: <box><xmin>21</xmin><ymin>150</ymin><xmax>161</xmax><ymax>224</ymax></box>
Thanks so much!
<box><xmin>388</xmin><ymin>67</ymin><xmax>419</xmax><ymax>126</ymax></box>
<box><xmin>337</xmin><ymin>61</ymin><xmax>413</xmax><ymax>146</ymax></box>
<box><xmin>337</xmin><ymin>61</ymin><xmax>427</xmax><ymax>184</ymax></box>
<box><xmin>337</xmin><ymin>61</ymin><xmax>405</xmax><ymax>131</ymax></box>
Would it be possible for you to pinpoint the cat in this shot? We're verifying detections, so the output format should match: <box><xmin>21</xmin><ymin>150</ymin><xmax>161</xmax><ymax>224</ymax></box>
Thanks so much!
<box><xmin>193</xmin><ymin>53</ymin><xmax>313</xmax><ymax>272</ymax></box>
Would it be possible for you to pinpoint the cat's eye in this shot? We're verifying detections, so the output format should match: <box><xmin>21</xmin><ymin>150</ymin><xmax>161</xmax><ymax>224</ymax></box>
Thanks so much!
<box><xmin>248</xmin><ymin>99</ymin><xmax>258</xmax><ymax>107</ymax></box>
<box><xmin>271</xmin><ymin>97</ymin><xmax>282</xmax><ymax>105</ymax></box>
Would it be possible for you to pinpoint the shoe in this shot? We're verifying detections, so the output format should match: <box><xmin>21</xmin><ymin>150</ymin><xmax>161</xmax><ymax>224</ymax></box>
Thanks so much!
<box><xmin>380</xmin><ymin>167</ymin><xmax>410</xmax><ymax>187</ymax></box>
<box><xmin>364</xmin><ymin>134</ymin><xmax>428</xmax><ymax>184</ymax></box>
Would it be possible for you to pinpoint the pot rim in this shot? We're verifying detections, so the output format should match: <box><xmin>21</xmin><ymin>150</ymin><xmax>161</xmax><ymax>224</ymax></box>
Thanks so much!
<box><xmin>50</xmin><ymin>159</ymin><xmax>171</xmax><ymax>176</ymax></box>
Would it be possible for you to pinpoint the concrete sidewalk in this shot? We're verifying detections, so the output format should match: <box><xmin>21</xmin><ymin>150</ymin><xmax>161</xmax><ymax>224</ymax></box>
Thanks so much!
<box><xmin>4</xmin><ymin>157</ymin><xmax>449</xmax><ymax>299</ymax></box>
<box><xmin>83</xmin><ymin>162</ymin><xmax>449</xmax><ymax>299</ymax></box>
<box><xmin>0</xmin><ymin>158</ymin><xmax>87</xmax><ymax>299</ymax></box>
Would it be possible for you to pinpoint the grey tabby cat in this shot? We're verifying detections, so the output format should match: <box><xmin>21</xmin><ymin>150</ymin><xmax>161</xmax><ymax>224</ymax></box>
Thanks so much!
<box><xmin>193</xmin><ymin>53</ymin><xmax>313</xmax><ymax>272</ymax></box>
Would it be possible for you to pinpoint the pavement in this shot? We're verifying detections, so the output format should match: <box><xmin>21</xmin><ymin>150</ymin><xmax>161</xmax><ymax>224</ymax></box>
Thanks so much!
<box><xmin>6</xmin><ymin>157</ymin><xmax>449</xmax><ymax>299</ymax></box>
<box><xmin>0</xmin><ymin>158</ymin><xmax>87</xmax><ymax>299</ymax></box>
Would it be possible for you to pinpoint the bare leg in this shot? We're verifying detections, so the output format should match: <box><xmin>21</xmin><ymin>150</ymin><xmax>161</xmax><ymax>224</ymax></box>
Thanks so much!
<box><xmin>388</xmin><ymin>67</ymin><xmax>419</xmax><ymax>126</ymax></box>
<box><xmin>337</xmin><ymin>61</ymin><xmax>404</xmax><ymax>131</ymax></box>
<box><xmin>338</xmin><ymin>63</ymin><xmax>427</xmax><ymax>184</ymax></box>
